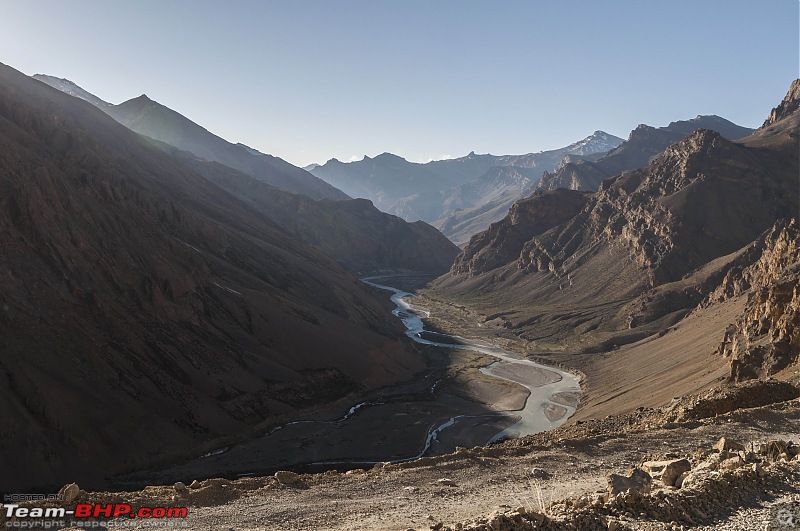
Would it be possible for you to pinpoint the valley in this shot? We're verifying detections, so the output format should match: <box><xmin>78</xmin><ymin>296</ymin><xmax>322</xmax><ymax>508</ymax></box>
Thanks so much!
<box><xmin>0</xmin><ymin>13</ymin><xmax>798</xmax><ymax>527</ymax></box>
<box><xmin>112</xmin><ymin>274</ymin><xmax>579</xmax><ymax>491</ymax></box>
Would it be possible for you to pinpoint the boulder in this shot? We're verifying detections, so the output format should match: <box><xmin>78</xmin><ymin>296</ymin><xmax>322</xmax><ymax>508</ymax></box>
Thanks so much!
<box><xmin>642</xmin><ymin>458</ymin><xmax>691</xmax><ymax>486</ymax></box>
<box><xmin>712</xmin><ymin>437</ymin><xmax>745</xmax><ymax>453</ymax></box>
<box><xmin>720</xmin><ymin>455</ymin><xmax>745</xmax><ymax>470</ymax></box>
<box><xmin>530</xmin><ymin>467</ymin><xmax>550</xmax><ymax>479</ymax></box>
<box><xmin>607</xmin><ymin>469</ymin><xmax>652</xmax><ymax>497</ymax></box>
<box><xmin>58</xmin><ymin>483</ymin><xmax>80</xmax><ymax>504</ymax></box>
<box><xmin>274</xmin><ymin>470</ymin><xmax>301</xmax><ymax>486</ymax></box>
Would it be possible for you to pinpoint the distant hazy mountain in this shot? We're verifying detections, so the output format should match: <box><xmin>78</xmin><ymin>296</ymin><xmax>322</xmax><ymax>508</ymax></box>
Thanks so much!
<box><xmin>538</xmin><ymin>116</ymin><xmax>754</xmax><ymax>192</ymax></box>
<box><xmin>158</xmin><ymin>142</ymin><xmax>460</xmax><ymax>273</ymax></box>
<box><xmin>33</xmin><ymin>75</ymin><xmax>346</xmax><ymax>201</ymax></box>
<box><xmin>308</xmin><ymin>131</ymin><xmax>623</xmax><ymax>236</ymax></box>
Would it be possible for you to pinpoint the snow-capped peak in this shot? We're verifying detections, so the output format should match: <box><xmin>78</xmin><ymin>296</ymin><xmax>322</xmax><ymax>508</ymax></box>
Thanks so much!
<box><xmin>565</xmin><ymin>131</ymin><xmax>624</xmax><ymax>156</ymax></box>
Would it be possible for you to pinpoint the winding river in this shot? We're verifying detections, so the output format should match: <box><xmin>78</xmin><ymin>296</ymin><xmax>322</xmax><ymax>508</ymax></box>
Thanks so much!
<box><xmin>361</xmin><ymin>276</ymin><xmax>581</xmax><ymax>444</ymax></box>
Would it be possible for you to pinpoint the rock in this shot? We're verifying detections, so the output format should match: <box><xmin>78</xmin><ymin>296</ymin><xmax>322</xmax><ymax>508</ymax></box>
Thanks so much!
<box><xmin>530</xmin><ymin>467</ymin><xmax>550</xmax><ymax>479</ymax></box>
<box><xmin>436</xmin><ymin>478</ymin><xmax>457</xmax><ymax>487</ymax></box>
<box><xmin>675</xmin><ymin>471</ymin><xmax>691</xmax><ymax>488</ymax></box>
<box><xmin>345</xmin><ymin>468</ymin><xmax>365</xmax><ymax>475</ymax></box>
<box><xmin>607</xmin><ymin>468</ymin><xmax>652</xmax><ymax>497</ymax></box>
<box><xmin>679</xmin><ymin>470</ymin><xmax>711</xmax><ymax>490</ymax></box>
<box><xmin>642</xmin><ymin>458</ymin><xmax>691</xmax><ymax>487</ymax></box>
<box><xmin>608</xmin><ymin>520</ymin><xmax>619</xmax><ymax>531</ymax></box>
<box><xmin>274</xmin><ymin>470</ymin><xmax>301</xmax><ymax>485</ymax></box>
<box><xmin>189</xmin><ymin>480</ymin><xmax>202</xmax><ymax>489</ymax></box>
<box><xmin>58</xmin><ymin>483</ymin><xmax>80</xmax><ymax>504</ymax></box>
<box><xmin>713</xmin><ymin>437</ymin><xmax>745</xmax><ymax>453</ymax></box>
<box><xmin>515</xmin><ymin>506</ymin><xmax>526</xmax><ymax>515</ymax></box>
<box><xmin>720</xmin><ymin>455</ymin><xmax>744</xmax><ymax>470</ymax></box>
<box><xmin>174</xmin><ymin>482</ymin><xmax>188</xmax><ymax>495</ymax></box>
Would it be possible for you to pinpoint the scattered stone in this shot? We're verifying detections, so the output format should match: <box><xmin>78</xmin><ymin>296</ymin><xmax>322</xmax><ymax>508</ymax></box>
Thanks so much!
<box><xmin>607</xmin><ymin>468</ymin><xmax>652</xmax><ymax>496</ymax></box>
<box><xmin>436</xmin><ymin>478</ymin><xmax>457</xmax><ymax>487</ymax></box>
<box><xmin>608</xmin><ymin>520</ymin><xmax>619</xmax><ymax>531</ymax></box>
<box><xmin>345</xmin><ymin>469</ymin><xmax>365</xmax><ymax>475</ymax></box>
<box><xmin>59</xmin><ymin>483</ymin><xmax>80</xmax><ymax>504</ymax></box>
<box><xmin>173</xmin><ymin>482</ymin><xmax>188</xmax><ymax>495</ymax></box>
<box><xmin>274</xmin><ymin>470</ymin><xmax>301</xmax><ymax>485</ymax></box>
<box><xmin>189</xmin><ymin>480</ymin><xmax>201</xmax><ymax>489</ymax></box>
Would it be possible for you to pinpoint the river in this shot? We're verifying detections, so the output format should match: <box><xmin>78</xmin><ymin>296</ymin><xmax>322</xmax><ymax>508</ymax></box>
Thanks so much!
<box><xmin>361</xmin><ymin>276</ymin><xmax>581</xmax><ymax>443</ymax></box>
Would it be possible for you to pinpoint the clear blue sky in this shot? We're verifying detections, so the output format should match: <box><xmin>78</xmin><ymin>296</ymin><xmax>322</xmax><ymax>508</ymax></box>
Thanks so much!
<box><xmin>1</xmin><ymin>0</ymin><xmax>797</xmax><ymax>166</ymax></box>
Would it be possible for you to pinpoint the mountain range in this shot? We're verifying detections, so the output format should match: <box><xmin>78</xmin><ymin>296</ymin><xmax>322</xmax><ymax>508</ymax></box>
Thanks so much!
<box><xmin>33</xmin><ymin>74</ymin><xmax>459</xmax><ymax>274</ymax></box>
<box><xmin>538</xmin><ymin>115</ymin><xmax>754</xmax><ymax>192</ymax></box>
<box><xmin>33</xmin><ymin>75</ymin><xmax>347</xmax><ymax>202</ymax></box>
<box><xmin>434</xmin><ymin>80</ymin><xmax>799</xmax><ymax>391</ymax></box>
<box><xmin>307</xmin><ymin>132</ymin><xmax>624</xmax><ymax>242</ymax></box>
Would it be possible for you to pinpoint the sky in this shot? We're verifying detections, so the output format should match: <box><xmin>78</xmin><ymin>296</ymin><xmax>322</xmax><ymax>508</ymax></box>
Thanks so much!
<box><xmin>1</xmin><ymin>1</ymin><xmax>797</xmax><ymax>167</ymax></box>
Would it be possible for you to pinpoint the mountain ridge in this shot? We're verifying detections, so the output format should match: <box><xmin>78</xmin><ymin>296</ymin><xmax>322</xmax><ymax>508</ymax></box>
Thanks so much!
<box><xmin>32</xmin><ymin>75</ymin><xmax>347</xmax><ymax>201</ymax></box>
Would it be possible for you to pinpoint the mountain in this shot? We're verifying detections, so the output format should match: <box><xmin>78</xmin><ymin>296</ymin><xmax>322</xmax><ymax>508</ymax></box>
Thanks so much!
<box><xmin>1</xmin><ymin>62</ymin><xmax>426</xmax><ymax>491</ymax></box>
<box><xmin>538</xmin><ymin>115</ymin><xmax>754</xmax><ymax>192</ymax></box>
<box><xmin>158</xmin><ymin>144</ymin><xmax>460</xmax><ymax>273</ymax></box>
<box><xmin>308</xmin><ymin>131</ymin><xmax>623</xmax><ymax>232</ymax></box>
<box><xmin>433</xmin><ymin>152</ymin><xmax>608</xmax><ymax>245</ymax></box>
<box><xmin>34</xmin><ymin>75</ymin><xmax>458</xmax><ymax>273</ymax></box>
<box><xmin>33</xmin><ymin>75</ymin><xmax>346</xmax><ymax>201</ymax></box>
<box><xmin>434</xmin><ymin>81</ymin><xmax>799</xmax><ymax>365</ymax></box>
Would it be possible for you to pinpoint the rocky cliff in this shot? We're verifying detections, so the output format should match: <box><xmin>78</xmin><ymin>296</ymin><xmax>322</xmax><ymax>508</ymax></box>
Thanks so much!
<box><xmin>706</xmin><ymin>219</ymin><xmax>800</xmax><ymax>380</ymax></box>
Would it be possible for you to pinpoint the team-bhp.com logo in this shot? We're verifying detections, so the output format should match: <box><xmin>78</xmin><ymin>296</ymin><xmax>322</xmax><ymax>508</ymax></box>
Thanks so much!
<box><xmin>5</xmin><ymin>504</ymin><xmax>187</xmax><ymax>519</ymax></box>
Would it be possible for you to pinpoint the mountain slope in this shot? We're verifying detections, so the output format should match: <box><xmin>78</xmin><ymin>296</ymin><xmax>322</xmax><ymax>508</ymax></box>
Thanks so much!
<box><xmin>434</xmin><ymin>82</ymin><xmax>798</xmax><ymax>355</ymax></box>
<box><xmin>32</xmin><ymin>75</ymin><xmax>346</xmax><ymax>201</ymax></box>
<box><xmin>538</xmin><ymin>115</ymin><xmax>754</xmax><ymax>192</ymax></box>
<box><xmin>157</xmin><ymin>144</ymin><xmax>460</xmax><ymax>273</ymax></box>
<box><xmin>1</xmin><ymin>62</ymin><xmax>424</xmax><ymax>491</ymax></box>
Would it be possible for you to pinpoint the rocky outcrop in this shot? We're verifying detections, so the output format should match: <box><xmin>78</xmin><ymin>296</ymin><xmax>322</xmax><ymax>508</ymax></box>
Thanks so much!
<box><xmin>451</xmin><ymin>189</ymin><xmax>590</xmax><ymax>276</ymax></box>
<box><xmin>699</xmin><ymin>219</ymin><xmax>800</xmax><ymax>380</ymax></box>
<box><xmin>763</xmin><ymin>78</ymin><xmax>800</xmax><ymax>128</ymax></box>
<box><xmin>520</xmin><ymin>128</ymin><xmax>797</xmax><ymax>285</ymax></box>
